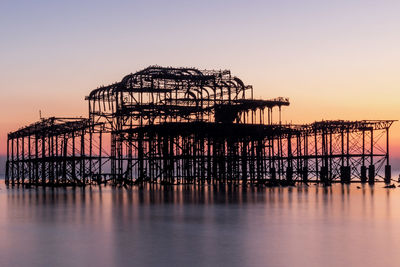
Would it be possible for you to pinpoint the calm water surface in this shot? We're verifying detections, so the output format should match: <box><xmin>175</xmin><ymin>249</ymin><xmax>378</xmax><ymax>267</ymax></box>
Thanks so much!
<box><xmin>1</xmin><ymin>179</ymin><xmax>400</xmax><ymax>267</ymax></box>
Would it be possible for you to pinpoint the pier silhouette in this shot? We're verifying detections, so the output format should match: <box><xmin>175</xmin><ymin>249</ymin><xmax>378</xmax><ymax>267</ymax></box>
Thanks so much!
<box><xmin>5</xmin><ymin>66</ymin><xmax>396</xmax><ymax>186</ymax></box>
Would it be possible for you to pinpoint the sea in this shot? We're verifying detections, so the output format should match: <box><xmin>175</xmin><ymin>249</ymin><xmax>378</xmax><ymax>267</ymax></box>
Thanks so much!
<box><xmin>1</xmin><ymin>174</ymin><xmax>400</xmax><ymax>267</ymax></box>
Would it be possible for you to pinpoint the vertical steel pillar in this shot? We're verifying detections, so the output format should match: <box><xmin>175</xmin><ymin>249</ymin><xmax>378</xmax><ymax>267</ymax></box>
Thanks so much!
<box><xmin>314</xmin><ymin>131</ymin><xmax>319</xmax><ymax>182</ymax></box>
<box><xmin>368</xmin><ymin>129</ymin><xmax>375</xmax><ymax>183</ymax></box>
<box><xmin>138</xmin><ymin>132</ymin><xmax>145</xmax><ymax>183</ymax></box>
<box><xmin>99</xmin><ymin>130</ymin><xmax>102</xmax><ymax>183</ymax></box>
<box><xmin>16</xmin><ymin>137</ymin><xmax>20</xmax><ymax>184</ymax></box>
<box><xmin>21</xmin><ymin>136</ymin><xmax>25</xmax><ymax>185</ymax></box>
<box><xmin>49</xmin><ymin>135</ymin><xmax>53</xmax><ymax>184</ymax></box>
<box><xmin>72</xmin><ymin>132</ymin><xmax>76</xmax><ymax>183</ymax></box>
<box><xmin>63</xmin><ymin>134</ymin><xmax>67</xmax><ymax>183</ymax></box>
<box><xmin>89</xmin><ymin>131</ymin><xmax>93</xmax><ymax>183</ymax></box>
<box><xmin>385</xmin><ymin>127</ymin><xmax>391</xmax><ymax>183</ymax></box>
<box><xmin>286</xmin><ymin>134</ymin><xmax>293</xmax><ymax>182</ymax></box>
<box><xmin>241</xmin><ymin>139</ymin><xmax>248</xmax><ymax>183</ymax></box>
<box><xmin>55</xmin><ymin>135</ymin><xmax>59</xmax><ymax>184</ymax></box>
<box><xmin>302</xmin><ymin>134</ymin><xmax>308</xmax><ymax>183</ymax></box>
<box><xmin>35</xmin><ymin>135</ymin><xmax>39</xmax><ymax>184</ymax></box>
<box><xmin>6</xmin><ymin>137</ymin><xmax>10</xmax><ymax>184</ymax></box>
<box><xmin>11</xmin><ymin>137</ymin><xmax>15</xmax><ymax>184</ymax></box>
<box><xmin>361</xmin><ymin>129</ymin><xmax>367</xmax><ymax>183</ymax></box>
<box><xmin>41</xmin><ymin>135</ymin><xmax>46</xmax><ymax>185</ymax></box>
<box><xmin>81</xmin><ymin>130</ymin><xmax>85</xmax><ymax>185</ymax></box>
<box><xmin>329</xmin><ymin>132</ymin><xmax>332</xmax><ymax>180</ymax></box>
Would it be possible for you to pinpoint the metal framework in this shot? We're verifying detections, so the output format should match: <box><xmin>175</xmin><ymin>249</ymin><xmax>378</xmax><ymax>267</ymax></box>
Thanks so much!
<box><xmin>5</xmin><ymin>66</ymin><xmax>396</xmax><ymax>186</ymax></box>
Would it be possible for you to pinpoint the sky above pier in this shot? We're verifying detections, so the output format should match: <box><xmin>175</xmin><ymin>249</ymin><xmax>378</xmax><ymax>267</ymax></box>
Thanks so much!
<box><xmin>1</xmin><ymin>0</ymin><xmax>400</xmax><ymax>160</ymax></box>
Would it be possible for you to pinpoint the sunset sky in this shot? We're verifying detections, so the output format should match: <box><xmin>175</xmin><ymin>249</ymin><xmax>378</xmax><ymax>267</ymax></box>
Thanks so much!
<box><xmin>1</xmin><ymin>1</ymin><xmax>399</xmax><ymax>164</ymax></box>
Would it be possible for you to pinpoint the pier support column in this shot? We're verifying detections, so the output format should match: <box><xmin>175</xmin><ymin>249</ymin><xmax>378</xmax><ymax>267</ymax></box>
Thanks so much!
<box><xmin>368</xmin><ymin>165</ymin><xmax>375</xmax><ymax>184</ymax></box>
<box><xmin>320</xmin><ymin>166</ymin><xmax>328</xmax><ymax>184</ymax></box>
<box><xmin>369</xmin><ymin>129</ymin><xmax>374</xmax><ymax>184</ymax></box>
<box><xmin>385</xmin><ymin>165</ymin><xmax>391</xmax><ymax>184</ymax></box>
<box><xmin>302</xmin><ymin>167</ymin><xmax>308</xmax><ymax>183</ymax></box>
<box><xmin>340</xmin><ymin>166</ymin><xmax>351</xmax><ymax>184</ymax></box>
<box><xmin>5</xmin><ymin>138</ymin><xmax>10</xmax><ymax>185</ymax></box>
<box><xmin>385</xmin><ymin>128</ymin><xmax>391</xmax><ymax>184</ymax></box>
<box><xmin>270</xmin><ymin>167</ymin><xmax>276</xmax><ymax>181</ymax></box>
<box><xmin>360</xmin><ymin>166</ymin><xmax>367</xmax><ymax>183</ymax></box>
<box><xmin>286</xmin><ymin>167</ymin><xmax>293</xmax><ymax>182</ymax></box>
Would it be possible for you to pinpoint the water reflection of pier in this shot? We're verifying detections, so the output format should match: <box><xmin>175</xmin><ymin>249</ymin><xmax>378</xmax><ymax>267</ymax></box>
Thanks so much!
<box><xmin>5</xmin><ymin>183</ymin><xmax>387</xmax><ymax>207</ymax></box>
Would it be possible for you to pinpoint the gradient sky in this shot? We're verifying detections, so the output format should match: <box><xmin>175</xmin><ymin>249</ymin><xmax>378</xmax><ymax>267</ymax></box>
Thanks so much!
<box><xmin>1</xmin><ymin>1</ymin><xmax>400</xmax><ymax>159</ymax></box>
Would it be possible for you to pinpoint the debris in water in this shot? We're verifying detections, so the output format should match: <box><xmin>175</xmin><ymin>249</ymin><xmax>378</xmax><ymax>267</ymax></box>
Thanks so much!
<box><xmin>384</xmin><ymin>184</ymin><xmax>396</xmax><ymax>188</ymax></box>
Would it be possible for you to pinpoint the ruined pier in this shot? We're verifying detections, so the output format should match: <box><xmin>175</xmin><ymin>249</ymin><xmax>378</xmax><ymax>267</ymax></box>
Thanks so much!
<box><xmin>5</xmin><ymin>66</ymin><xmax>396</xmax><ymax>186</ymax></box>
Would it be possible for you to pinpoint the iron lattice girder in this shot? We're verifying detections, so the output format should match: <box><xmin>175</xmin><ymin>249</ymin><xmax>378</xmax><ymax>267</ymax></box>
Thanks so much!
<box><xmin>8</xmin><ymin>117</ymin><xmax>92</xmax><ymax>139</ymax></box>
<box><xmin>294</xmin><ymin>120</ymin><xmax>396</xmax><ymax>135</ymax></box>
<box><xmin>114</xmin><ymin>122</ymin><xmax>292</xmax><ymax>139</ymax></box>
<box><xmin>114</xmin><ymin>120</ymin><xmax>396</xmax><ymax>139</ymax></box>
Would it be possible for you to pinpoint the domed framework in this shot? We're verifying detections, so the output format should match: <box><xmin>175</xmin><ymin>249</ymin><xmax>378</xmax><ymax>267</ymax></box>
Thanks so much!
<box><xmin>86</xmin><ymin>66</ymin><xmax>289</xmax><ymax>128</ymax></box>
